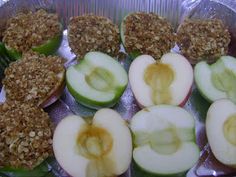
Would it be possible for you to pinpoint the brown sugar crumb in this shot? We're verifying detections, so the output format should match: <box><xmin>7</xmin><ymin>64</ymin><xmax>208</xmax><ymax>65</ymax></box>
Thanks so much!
<box><xmin>177</xmin><ymin>19</ymin><xmax>231</xmax><ymax>64</ymax></box>
<box><xmin>123</xmin><ymin>12</ymin><xmax>175</xmax><ymax>60</ymax></box>
<box><xmin>3</xmin><ymin>9</ymin><xmax>61</xmax><ymax>53</ymax></box>
<box><xmin>68</xmin><ymin>14</ymin><xmax>120</xmax><ymax>58</ymax></box>
<box><xmin>3</xmin><ymin>52</ymin><xmax>65</xmax><ymax>106</ymax></box>
<box><xmin>0</xmin><ymin>101</ymin><xmax>53</xmax><ymax>169</ymax></box>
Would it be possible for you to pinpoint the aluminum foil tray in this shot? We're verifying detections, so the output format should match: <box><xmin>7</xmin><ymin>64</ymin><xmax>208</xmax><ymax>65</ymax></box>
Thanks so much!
<box><xmin>0</xmin><ymin>0</ymin><xmax>236</xmax><ymax>176</ymax></box>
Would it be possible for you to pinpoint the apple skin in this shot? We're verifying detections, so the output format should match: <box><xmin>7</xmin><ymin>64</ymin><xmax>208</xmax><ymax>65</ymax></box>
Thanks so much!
<box><xmin>129</xmin><ymin>53</ymin><xmax>193</xmax><ymax>108</ymax></box>
<box><xmin>4</xmin><ymin>28</ymin><xmax>63</xmax><ymax>60</ymax></box>
<box><xmin>66</xmin><ymin>82</ymin><xmax>125</xmax><ymax>109</ymax></box>
<box><xmin>39</xmin><ymin>71</ymin><xmax>66</xmax><ymax>108</ymax></box>
<box><xmin>0</xmin><ymin>69</ymin><xmax>65</xmax><ymax>108</ymax></box>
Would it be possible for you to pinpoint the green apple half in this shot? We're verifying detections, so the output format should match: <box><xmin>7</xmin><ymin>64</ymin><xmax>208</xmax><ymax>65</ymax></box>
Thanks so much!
<box><xmin>130</xmin><ymin>105</ymin><xmax>199</xmax><ymax>176</ymax></box>
<box><xmin>66</xmin><ymin>51</ymin><xmax>128</xmax><ymax>109</ymax></box>
<box><xmin>129</xmin><ymin>53</ymin><xmax>193</xmax><ymax>108</ymax></box>
<box><xmin>194</xmin><ymin>56</ymin><xmax>236</xmax><ymax>103</ymax></box>
<box><xmin>53</xmin><ymin>108</ymin><xmax>132</xmax><ymax>177</ymax></box>
<box><xmin>3</xmin><ymin>30</ymin><xmax>62</xmax><ymax>60</ymax></box>
<box><xmin>120</xmin><ymin>14</ymin><xmax>141</xmax><ymax>59</ymax></box>
<box><xmin>206</xmin><ymin>99</ymin><xmax>236</xmax><ymax>167</ymax></box>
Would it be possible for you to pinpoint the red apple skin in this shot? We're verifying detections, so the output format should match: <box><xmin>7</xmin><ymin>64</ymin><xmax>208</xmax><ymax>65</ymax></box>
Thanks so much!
<box><xmin>39</xmin><ymin>71</ymin><xmax>66</xmax><ymax>108</ymax></box>
<box><xmin>179</xmin><ymin>86</ymin><xmax>193</xmax><ymax>107</ymax></box>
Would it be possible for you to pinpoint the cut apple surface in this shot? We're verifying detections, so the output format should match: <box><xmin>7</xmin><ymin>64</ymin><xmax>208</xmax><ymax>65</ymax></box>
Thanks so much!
<box><xmin>195</xmin><ymin>56</ymin><xmax>236</xmax><ymax>103</ymax></box>
<box><xmin>53</xmin><ymin>109</ymin><xmax>132</xmax><ymax>177</ymax></box>
<box><xmin>130</xmin><ymin>105</ymin><xmax>199</xmax><ymax>175</ymax></box>
<box><xmin>129</xmin><ymin>53</ymin><xmax>193</xmax><ymax>108</ymax></box>
<box><xmin>66</xmin><ymin>51</ymin><xmax>128</xmax><ymax>109</ymax></box>
<box><xmin>206</xmin><ymin>99</ymin><xmax>236</xmax><ymax>167</ymax></box>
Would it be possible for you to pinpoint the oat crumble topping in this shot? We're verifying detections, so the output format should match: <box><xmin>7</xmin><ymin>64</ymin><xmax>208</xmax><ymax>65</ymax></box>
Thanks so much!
<box><xmin>3</xmin><ymin>9</ymin><xmax>61</xmax><ymax>53</ymax></box>
<box><xmin>3</xmin><ymin>52</ymin><xmax>65</xmax><ymax>106</ymax></box>
<box><xmin>123</xmin><ymin>12</ymin><xmax>175</xmax><ymax>60</ymax></box>
<box><xmin>0</xmin><ymin>101</ymin><xmax>53</xmax><ymax>169</ymax></box>
<box><xmin>177</xmin><ymin>19</ymin><xmax>231</xmax><ymax>64</ymax></box>
<box><xmin>68</xmin><ymin>14</ymin><xmax>120</xmax><ymax>58</ymax></box>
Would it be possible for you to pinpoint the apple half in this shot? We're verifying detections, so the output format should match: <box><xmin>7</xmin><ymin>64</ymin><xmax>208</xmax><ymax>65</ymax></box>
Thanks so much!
<box><xmin>206</xmin><ymin>99</ymin><xmax>236</xmax><ymax>167</ymax></box>
<box><xmin>0</xmin><ymin>68</ymin><xmax>65</xmax><ymax>108</ymax></box>
<box><xmin>53</xmin><ymin>108</ymin><xmax>132</xmax><ymax>177</ymax></box>
<box><xmin>195</xmin><ymin>56</ymin><xmax>236</xmax><ymax>103</ymax></box>
<box><xmin>130</xmin><ymin>105</ymin><xmax>199</xmax><ymax>176</ymax></box>
<box><xmin>66</xmin><ymin>51</ymin><xmax>128</xmax><ymax>109</ymax></box>
<box><xmin>4</xmin><ymin>31</ymin><xmax>62</xmax><ymax>60</ymax></box>
<box><xmin>129</xmin><ymin>53</ymin><xmax>193</xmax><ymax>108</ymax></box>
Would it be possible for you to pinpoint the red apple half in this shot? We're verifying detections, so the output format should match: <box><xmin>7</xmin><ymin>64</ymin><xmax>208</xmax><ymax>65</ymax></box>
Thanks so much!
<box><xmin>129</xmin><ymin>53</ymin><xmax>193</xmax><ymax>108</ymax></box>
<box><xmin>53</xmin><ymin>109</ymin><xmax>132</xmax><ymax>177</ymax></box>
<box><xmin>0</xmin><ymin>70</ymin><xmax>65</xmax><ymax>108</ymax></box>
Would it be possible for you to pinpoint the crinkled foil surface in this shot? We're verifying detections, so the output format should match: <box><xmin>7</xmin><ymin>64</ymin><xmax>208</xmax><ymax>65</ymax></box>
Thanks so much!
<box><xmin>0</xmin><ymin>0</ymin><xmax>236</xmax><ymax>176</ymax></box>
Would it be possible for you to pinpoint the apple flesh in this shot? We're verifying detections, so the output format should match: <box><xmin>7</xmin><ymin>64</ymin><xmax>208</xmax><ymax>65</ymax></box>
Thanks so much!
<box><xmin>53</xmin><ymin>108</ymin><xmax>132</xmax><ymax>177</ymax></box>
<box><xmin>194</xmin><ymin>56</ymin><xmax>236</xmax><ymax>103</ymax></box>
<box><xmin>130</xmin><ymin>105</ymin><xmax>199</xmax><ymax>176</ymax></box>
<box><xmin>129</xmin><ymin>53</ymin><xmax>193</xmax><ymax>108</ymax></box>
<box><xmin>66</xmin><ymin>51</ymin><xmax>128</xmax><ymax>109</ymax></box>
<box><xmin>206</xmin><ymin>99</ymin><xmax>236</xmax><ymax>167</ymax></box>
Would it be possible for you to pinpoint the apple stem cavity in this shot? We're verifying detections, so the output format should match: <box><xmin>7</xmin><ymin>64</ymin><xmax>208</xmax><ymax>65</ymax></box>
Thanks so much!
<box><xmin>77</xmin><ymin>125</ymin><xmax>113</xmax><ymax>159</ymax></box>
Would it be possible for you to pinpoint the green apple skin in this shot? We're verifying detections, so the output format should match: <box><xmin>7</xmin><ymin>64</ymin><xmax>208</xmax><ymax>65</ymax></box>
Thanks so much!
<box><xmin>32</xmin><ymin>34</ymin><xmax>62</xmax><ymax>56</ymax></box>
<box><xmin>132</xmin><ymin>161</ymin><xmax>186</xmax><ymax>177</ymax></box>
<box><xmin>66</xmin><ymin>81</ymin><xmax>126</xmax><ymax>109</ymax></box>
<box><xmin>4</xmin><ymin>30</ymin><xmax>63</xmax><ymax>60</ymax></box>
<box><xmin>120</xmin><ymin>14</ymin><xmax>141</xmax><ymax>60</ymax></box>
<box><xmin>66</xmin><ymin>52</ymin><xmax>128</xmax><ymax>110</ymax></box>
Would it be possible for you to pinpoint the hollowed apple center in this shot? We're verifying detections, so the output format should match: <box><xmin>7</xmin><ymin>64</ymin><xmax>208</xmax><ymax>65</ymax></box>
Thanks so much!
<box><xmin>150</xmin><ymin>126</ymin><xmax>181</xmax><ymax>155</ymax></box>
<box><xmin>144</xmin><ymin>63</ymin><xmax>174</xmax><ymax>104</ymax></box>
<box><xmin>212</xmin><ymin>69</ymin><xmax>236</xmax><ymax>103</ymax></box>
<box><xmin>223</xmin><ymin>114</ymin><xmax>236</xmax><ymax>146</ymax></box>
<box><xmin>85</xmin><ymin>67</ymin><xmax>114</xmax><ymax>92</ymax></box>
<box><xmin>77</xmin><ymin>126</ymin><xmax>113</xmax><ymax>159</ymax></box>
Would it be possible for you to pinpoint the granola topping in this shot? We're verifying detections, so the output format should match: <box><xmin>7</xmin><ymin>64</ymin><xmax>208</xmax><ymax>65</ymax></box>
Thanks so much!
<box><xmin>177</xmin><ymin>19</ymin><xmax>231</xmax><ymax>64</ymax></box>
<box><xmin>123</xmin><ymin>12</ymin><xmax>175</xmax><ymax>60</ymax></box>
<box><xmin>3</xmin><ymin>9</ymin><xmax>61</xmax><ymax>53</ymax></box>
<box><xmin>0</xmin><ymin>101</ymin><xmax>53</xmax><ymax>169</ymax></box>
<box><xmin>3</xmin><ymin>52</ymin><xmax>65</xmax><ymax>106</ymax></box>
<box><xmin>68</xmin><ymin>14</ymin><xmax>120</xmax><ymax>58</ymax></box>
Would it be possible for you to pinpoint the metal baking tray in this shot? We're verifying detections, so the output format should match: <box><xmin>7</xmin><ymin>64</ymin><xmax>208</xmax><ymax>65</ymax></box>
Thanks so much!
<box><xmin>0</xmin><ymin>0</ymin><xmax>236</xmax><ymax>176</ymax></box>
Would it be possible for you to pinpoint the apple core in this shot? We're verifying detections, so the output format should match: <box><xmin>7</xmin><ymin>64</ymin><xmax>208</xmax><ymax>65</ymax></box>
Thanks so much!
<box><xmin>77</xmin><ymin>126</ymin><xmax>113</xmax><ymax>159</ymax></box>
<box><xmin>85</xmin><ymin>67</ymin><xmax>114</xmax><ymax>92</ymax></box>
<box><xmin>150</xmin><ymin>126</ymin><xmax>181</xmax><ymax>155</ymax></box>
<box><xmin>223</xmin><ymin>114</ymin><xmax>236</xmax><ymax>146</ymax></box>
<box><xmin>144</xmin><ymin>63</ymin><xmax>174</xmax><ymax>104</ymax></box>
